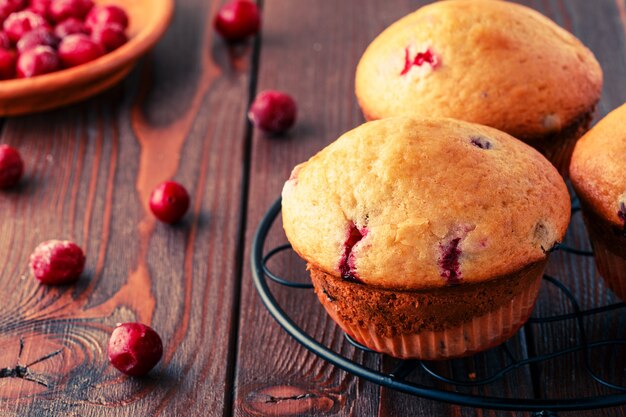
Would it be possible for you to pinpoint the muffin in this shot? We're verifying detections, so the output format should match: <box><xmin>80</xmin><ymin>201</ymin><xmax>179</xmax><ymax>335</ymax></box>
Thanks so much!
<box><xmin>570</xmin><ymin>103</ymin><xmax>626</xmax><ymax>300</ymax></box>
<box><xmin>355</xmin><ymin>0</ymin><xmax>603</xmax><ymax>175</ymax></box>
<box><xmin>282</xmin><ymin>117</ymin><xmax>570</xmax><ymax>360</ymax></box>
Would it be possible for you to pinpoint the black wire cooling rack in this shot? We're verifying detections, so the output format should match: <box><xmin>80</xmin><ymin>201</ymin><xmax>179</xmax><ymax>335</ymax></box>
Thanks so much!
<box><xmin>251</xmin><ymin>197</ymin><xmax>626</xmax><ymax>413</ymax></box>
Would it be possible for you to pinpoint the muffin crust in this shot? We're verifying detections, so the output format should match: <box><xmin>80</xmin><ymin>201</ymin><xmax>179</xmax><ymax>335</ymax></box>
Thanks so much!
<box><xmin>282</xmin><ymin>117</ymin><xmax>570</xmax><ymax>290</ymax></box>
<box><xmin>355</xmin><ymin>0</ymin><xmax>602</xmax><ymax>141</ymax></box>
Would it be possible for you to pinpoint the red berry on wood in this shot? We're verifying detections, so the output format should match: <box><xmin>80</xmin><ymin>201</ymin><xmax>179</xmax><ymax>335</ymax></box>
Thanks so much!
<box><xmin>108</xmin><ymin>323</ymin><xmax>163</xmax><ymax>377</ymax></box>
<box><xmin>214</xmin><ymin>0</ymin><xmax>260</xmax><ymax>41</ymax></box>
<box><xmin>29</xmin><ymin>240</ymin><xmax>86</xmax><ymax>285</ymax></box>
<box><xmin>149</xmin><ymin>181</ymin><xmax>190</xmax><ymax>224</ymax></box>
<box><xmin>248</xmin><ymin>90</ymin><xmax>297</xmax><ymax>134</ymax></box>
<box><xmin>0</xmin><ymin>144</ymin><xmax>23</xmax><ymax>188</ymax></box>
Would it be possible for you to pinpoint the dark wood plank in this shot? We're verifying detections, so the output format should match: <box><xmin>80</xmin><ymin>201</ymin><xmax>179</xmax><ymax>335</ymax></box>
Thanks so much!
<box><xmin>0</xmin><ymin>0</ymin><xmax>253</xmax><ymax>415</ymax></box>
<box><xmin>235</xmin><ymin>1</ymin><xmax>533</xmax><ymax>416</ymax></box>
<box><xmin>518</xmin><ymin>1</ymin><xmax>626</xmax><ymax>416</ymax></box>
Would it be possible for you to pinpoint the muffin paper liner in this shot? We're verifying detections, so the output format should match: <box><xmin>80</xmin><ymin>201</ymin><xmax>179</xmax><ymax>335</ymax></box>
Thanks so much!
<box><xmin>314</xmin><ymin>270</ymin><xmax>544</xmax><ymax>360</ymax></box>
<box><xmin>582</xmin><ymin>210</ymin><xmax>626</xmax><ymax>301</ymax></box>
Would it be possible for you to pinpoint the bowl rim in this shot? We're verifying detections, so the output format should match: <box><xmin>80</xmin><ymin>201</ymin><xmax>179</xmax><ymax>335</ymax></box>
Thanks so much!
<box><xmin>0</xmin><ymin>0</ymin><xmax>174</xmax><ymax>97</ymax></box>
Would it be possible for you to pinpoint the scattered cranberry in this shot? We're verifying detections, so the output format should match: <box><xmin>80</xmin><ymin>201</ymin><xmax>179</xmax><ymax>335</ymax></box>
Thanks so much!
<box><xmin>149</xmin><ymin>181</ymin><xmax>190</xmax><ymax>224</ymax></box>
<box><xmin>90</xmin><ymin>22</ymin><xmax>125</xmax><ymax>52</ymax></box>
<box><xmin>0</xmin><ymin>31</ymin><xmax>10</xmax><ymax>48</ymax></box>
<box><xmin>3</xmin><ymin>10</ymin><xmax>49</xmax><ymax>43</ymax></box>
<box><xmin>85</xmin><ymin>4</ymin><xmax>127</xmax><ymax>30</ymax></box>
<box><xmin>0</xmin><ymin>48</ymin><xmax>16</xmax><ymax>78</ymax></box>
<box><xmin>29</xmin><ymin>240</ymin><xmax>85</xmax><ymax>285</ymax></box>
<box><xmin>26</xmin><ymin>0</ymin><xmax>50</xmax><ymax>16</ymax></box>
<box><xmin>0</xmin><ymin>144</ymin><xmax>23</xmax><ymax>188</ymax></box>
<box><xmin>214</xmin><ymin>0</ymin><xmax>260</xmax><ymax>41</ymax></box>
<box><xmin>0</xmin><ymin>0</ymin><xmax>26</xmax><ymax>22</ymax></box>
<box><xmin>53</xmin><ymin>16</ymin><xmax>87</xmax><ymax>38</ymax></box>
<box><xmin>57</xmin><ymin>33</ymin><xmax>102</xmax><ymax>67</ymax></box>
<box><xmin>108</xmin><ymin>322</ymin><xmax>163</xmax><ymax>377</ymax></box>
<box><xmin>17</xmin><ymin>45</ymin><xmax>59</xmax><ymax>77</ymax></box>
<box><xmin>49</xmin><ymin>0</ymin><xmax>92</xmax><ymax>22</ymax></box>
<box><xmin>248</xmin><ymin>90</ymin><xmax>297</xmax><ymax>134</ymax></box>
<box><xmin>16</xmin><ymin>27</ymin><xmax>59</xmax><ymax>53</ymax></box>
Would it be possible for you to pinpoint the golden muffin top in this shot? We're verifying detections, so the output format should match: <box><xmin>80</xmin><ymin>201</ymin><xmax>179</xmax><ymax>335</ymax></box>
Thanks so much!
<box><xmin>570</xmin><ymin>103</ymin><xmax>626</xmax><ymax>227</ymax></box>
<box><xmin>355</xmin><ymin>0</ymin><xmax>602</xmax><ymax>141</ymax></box>
<box><xmin>282</xmin><ymin>117</ymin><xmax>570</xmax><ymax>290</ymax></box>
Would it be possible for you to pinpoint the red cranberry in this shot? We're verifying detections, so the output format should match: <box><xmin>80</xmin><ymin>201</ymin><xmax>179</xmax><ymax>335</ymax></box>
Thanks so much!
<box><xmin>0</xmin><ymin>144</ymin><xmax>23</xmax><ymax>188</ymax></box>
<box><xmin>0</xmin><ymin>31</ymin><xmax>11</xmax><ymax>48</ymax></box>
<box><xmin>58</xmin><ymin>33</ymin><xmax>103</xmax><ymax>67</ymax></box>
<box><xmin>49</xmin><ymin>0</ymin><xmax>92</xmax><ymax>22</ymax></box>
<box><xmin>339</xmin><ymin>222</ymin><xmax>366</xmax><ymax>283</ymax></box>
<box><xmin>85</xmin><ymin>4</ymin><xmax>127</xmax><ymax>30</ymax></box>
<box><xmin>3</xmin><ymin>11</ymin><xmax>50</xmax><ymax>43</ymax></box>
<box><xmin>17</xmin><ymin>45</ymin><xmax>59</xmax><ymax>77</ymax></box>
<box><xmin>149</xmin><ymin>181</ymin><xmax>190</xmax><ymax>224</ymax></box>
<box><xmin>214</xmin><ymin>0</ymin><xmax>260</xmax><ymax>41</ymax></box>
<box><xmin>401</xmin><ymin>47</ymin><xmax>439</xmax><ymax>76</ymax></box>
<box><xmin>0</xmin><ymin>47</ymin><xmax>15</xmax><ymax>79</ymax></box>
<box><xmin>108</xmin><ymin>323</ymin><xmax>163</xmax><ymax>377</ymax></box>
<box><xmin>90</xmin><ymin>23</ymin><xmax>126</xmax><ymax>52</ymax></box>
<box><xmin>29</xmin><ymin>240</ymin><xmax>86</xmax><ymax>285</ymax></box>
<box><xmin>26</xmin><ymin>0</ymin><xmax>50</xmax><ymax>16</ymax></box>
<box><xmin>53</xmin><ymin>17</ymin><xmax>87</xmax><ymax>38</ymax></box>
<box><xmin>16</xmin><ymin>28</ymin><xmax>58</xmax><ymax>52</ymax></box>
<box><xmin>248</xmin><ymin>90</ymin><xmax>297</xmax><ymax>134</ymax></box>
<box><xmin>0</xmin><ymin>0</ymin><xmax>26</xmax><ymax>23</ymax></box>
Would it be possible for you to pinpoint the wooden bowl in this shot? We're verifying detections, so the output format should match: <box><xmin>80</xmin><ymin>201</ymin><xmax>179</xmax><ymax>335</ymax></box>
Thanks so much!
<box><xmin>0</xmin><ymin>0</ymin><xmax>174</xmax><ymax>116</ymax></box>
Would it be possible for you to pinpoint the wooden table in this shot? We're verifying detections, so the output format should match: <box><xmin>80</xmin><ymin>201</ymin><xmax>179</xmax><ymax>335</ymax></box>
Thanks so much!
<box><xmin>1</xmin><ymin>0</ymin><xmax>625</xmax><ymax>416</ymax></box>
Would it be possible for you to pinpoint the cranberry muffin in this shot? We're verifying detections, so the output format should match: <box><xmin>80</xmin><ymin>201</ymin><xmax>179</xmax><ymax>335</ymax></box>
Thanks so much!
<box><xmin>570</xmin><ymin>103</ymin><xmax>626</xmax><ymax>300</ymax></box>
<box><xmin>355</xmin><ymin>0</ymin><xmax>603</xmax><ymax>175</ymax></box>
<box><xmin>282</xmin><ymin>117</ymin><xmax>570</xmax><ymax>360</ymax></box>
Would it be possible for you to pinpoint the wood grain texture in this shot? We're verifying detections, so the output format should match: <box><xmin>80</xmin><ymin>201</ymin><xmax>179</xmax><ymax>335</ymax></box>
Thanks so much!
<box><xmin>235</xmin><ymin>1</ymin><xmax>533</xmax><ymax>416</ymax></box>
<box><xmin>0</xmin><ymin>0</ymin><xmax>253</xmax><ymax>415</ymax></box>
<box><xmin>523</xmin><ymin>1</ymin><xmax>626</xmax><ymax>416</ymax></box>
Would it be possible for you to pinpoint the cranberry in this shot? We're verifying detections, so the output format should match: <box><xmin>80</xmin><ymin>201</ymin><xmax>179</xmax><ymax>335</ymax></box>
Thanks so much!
<box><xmin>16</xmin><ymin>28</ymin><xmax>58</xmax><ymax>52</ymax></box>
<box><xmin>248</xmin><ymin>90</ymin><xmax>297</xmax><ymax>134</ymax></box>
<box><xmin>49</xmin><ymin>0</ymin><xmax>92</xmax><ymax>22</ymax></box>
<box><xmin>0</xmin><ymin>144</ymin><xmax>23</xmax><ymax>188</ymax></box>
<box><xmin>85</xmin><ymin>4</ymin><xmax>127</xmax><ymax>30</ymax></box>
<box><xmin>53</xmin><ymin>17</ymin><xmax>87</xmax><ymax>38</ymax></box>
<box><xmin>470</xmin><ymin>136</ymin><xmax>492</xmax><ymax>150</ymax></box>
<box><xmin>17</xmin><ymin>45</ymin><xmax>60</xmax><ymax>77</ymax></box>
<box><xmin>339</xmin><ymin>222</ymin><xmax>366</xmax><ymax>283</ymax></box>
<box><xmin>401</xmin><ymin>47</ymin><xmax>439</xmax><ymax>75</ymax></box>
<box><xmin>58</xmin><ymin>33</ymin><xmax>103</xmax><ymax>67</ymax></box>
<box><xmin>214</xmin><ymin>0</ymin><xmax>260</xmax><ymax>41</ymax></box>
<box><xmin>0</xmin><ymin>0</ymin><xmax>26</xmax><ymax>23</ymax></box>
<box><xmin>149</xmin><ymin>181</ymin><xmax>190</xmax><ymax>224</ymax></box>
<box><xmin>0</xmin><ymin>47</ymin><xmax>15</xmax><ymax>79</ymax></box>
<box><xmin>3</xmin><ymin>11</ymin><xmax>50</xmax><ymax>43</ymax></box>
<box><xmin>90</xmin><ymin>23</ymin><xmax>126</xmax><ymax>52</ymax></box>
<box><xmin>438</xmin><ymin>237</ymin><xmax>462</xmax><ymax>285</ymax></box>
<box><xmin>108</xmin><ymin>323</ymin><xmax>163</xmax><ymax>377</ymax></box>
<box><xmin>29</xmin><ymin>240</ymin><xmax>86</xmax><ymax>285</ymax></box>
<box><xmin>26</xmin><ymin>0</ymin><xmax>50</xmax><ymax>16</ymax></box>
<box><xmin>0</xmin><ymin>31</ymin><xmax>11</xmax><ymax>48</ymax></box>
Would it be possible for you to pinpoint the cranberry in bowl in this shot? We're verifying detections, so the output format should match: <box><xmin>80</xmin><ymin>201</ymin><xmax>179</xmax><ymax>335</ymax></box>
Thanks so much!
<box><xmin>0</xmin><ymin>0</ymin><xmax>174</xmax><ymax>116</ymax></box>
